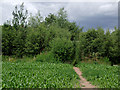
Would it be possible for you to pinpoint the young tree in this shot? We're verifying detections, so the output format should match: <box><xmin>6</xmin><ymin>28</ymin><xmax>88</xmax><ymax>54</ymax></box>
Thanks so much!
<box><xmin>110</xmin><ymin>27</ymin><xmax>120</xmax><ymax>64</ymax></box>
<box><xmin>2</xmin><ymin>3</ymin><xmax>28</xmax><ymax>57</ymax></box>
<box><xmin>56</xmin><ymin>7</ymin><xmax>68</xmax><ymax>28</ymax></box>
<box><xmin>45</xmin><ymin>13</ymin><xmax>57</xmax><ymax>26</ymax></box>
<box><xmin>28</xmin><ymin>10</ymin><xmax>43</xmax><ymax>27</ymax></box>
<box><xmin>12</xmin><ymin>2</ymin><xmax>28</xmax><ymax>28</ymax></box>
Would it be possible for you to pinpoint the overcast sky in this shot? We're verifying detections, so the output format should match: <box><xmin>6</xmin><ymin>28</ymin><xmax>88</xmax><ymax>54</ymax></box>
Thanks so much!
<box><xmin>0</xmin><ymin>0</ymin><xmax>118</xmax><ymax>31</ymax></box>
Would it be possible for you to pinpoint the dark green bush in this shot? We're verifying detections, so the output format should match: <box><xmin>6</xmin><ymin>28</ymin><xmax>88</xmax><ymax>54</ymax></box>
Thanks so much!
<box><xmin>49</xmin><ymin>38</ymin><xmax>74</xmax><ymax>63</ymax></box>
<box><xmin>99</xmin><ymin>57</ymin><xmax>111</xmax><ymax>65</ymax></box>
<box><xmin>35</xmin><ymin>52</ymin><xmax>59</xmax><ymax>63</ymax></box>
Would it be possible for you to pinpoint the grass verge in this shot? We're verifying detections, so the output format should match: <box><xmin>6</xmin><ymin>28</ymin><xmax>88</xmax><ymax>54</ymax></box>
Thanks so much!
<box><xmin>76</xmin><ymin>62</ymin><xmax>119</xmax><ymax>88</ymax></box>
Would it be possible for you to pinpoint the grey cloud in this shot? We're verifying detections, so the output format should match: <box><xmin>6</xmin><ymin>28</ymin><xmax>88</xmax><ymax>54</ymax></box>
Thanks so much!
<box><xmin>64</xmin><ymin>2</ymin><xmax>118</xmax><ymax>30</ymax></box>
<box><xmin>0</xmin><ymin>1</ymin><xmax>118</xmax><ymax>31</ymax></box>
<box><xmin>77</xmin><ymin>15</ymin><xmax>118</xmax><ymax>31</ymax></box>
<box><xmin>65</xmin><ymin>2</ymin><xmax>117</xmax><ymax>21</ymax></box>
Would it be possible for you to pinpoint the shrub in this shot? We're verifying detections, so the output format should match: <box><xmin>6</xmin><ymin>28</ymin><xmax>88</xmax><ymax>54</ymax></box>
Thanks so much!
<box><xmin>99</xmin><ymin>57</ymin><xmax>111</xmax><ymax>65</ymax></box>
<box><xmin>49</xmin><ymin>38</ymin><xmax>74</xmax><ymax>63</ymax></box>
<box><xmin>35</xmin><ymin>52</ymin><xmax>59</xmax><ymax>63</ymax></box>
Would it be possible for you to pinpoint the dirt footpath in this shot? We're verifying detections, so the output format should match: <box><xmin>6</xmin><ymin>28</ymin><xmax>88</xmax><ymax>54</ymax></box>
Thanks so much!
<box><xmin>73</xmin><ymin>67</ymin><xmax>97</xmax><ymax>88</ymax></box>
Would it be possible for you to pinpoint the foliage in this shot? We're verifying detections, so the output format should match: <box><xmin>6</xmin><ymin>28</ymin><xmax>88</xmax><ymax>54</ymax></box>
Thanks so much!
<box><xmin>49</xmin><ymin>38</ymin><xmax>74</xmax><ymax>63</ymax></box>
<box><xmin>12</xmin><ymin>2</ymin><xmax>28</xmax><ymax>28</ymax></box>
<box><xmin>99</xmin><ymin>57</ymin><xmax>111</xmax><ymax>65</ymax></box>
<box><xmin>77</xmin><ymin>27</ymin><xmax>119</xmax><ymax>65</ymax></box>
<box><xmin>28</xmin><ymin>10</ymin><xmax>43</xmax><ymax>27</ymax></box>
<box><xmin>2</xmin><ymin>62</ymin><xmax>80</xmax><ymax>88</ymax></box>
<box><xmin>56</xmin><ymin>7</ymin><xmax>68</xmax><ymax>28</ymax></box>
<box><xmin>2</xmin><ymin>3</ymin><xmax>120</xmax><ymax>64</ymax></box>
<box><xmin>110</xmin><ymin>28</ymin><xmax>120</xmax><ymax>64</ymax></box>
<box><xmin>25</xmin><ymin>24</ymin><xmax>47</xmax><ymax>55</ymax></box>
<box><xmin>76</xmin><ymin>62</ymin><xmax>119</xmax><ymax>88</ymax></box>
<box><xmin>35</xmin><ymin>52</ymin><xmax>59</xmax><ymax>63</ymax></box>
<box><xmin>2</xmin><ymin>3</ymin><xmax>28</xmax><ymax>57</ymax></box>
<box><xmin>45</xmin><ymin>13</ymin><xmax>57</xmax><ymax>26</ymax></box>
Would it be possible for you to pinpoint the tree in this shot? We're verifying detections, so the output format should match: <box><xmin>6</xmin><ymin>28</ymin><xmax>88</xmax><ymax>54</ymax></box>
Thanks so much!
<box><xmin>25</xmin><ymin>23</ymin><xmax>47</xmax><ymax>55</ymax></box>
<box><xmin>110</xmin><ymin>27</ymin><xmax>120</xmax><ymax>64</ymax></box>
<box><xmin>56</xmin><ymin>7</ymin><xmax>68</xmax><ymax>28</ymax></box>
<box><xmin>28</xmin><ymin>10</ymin><xmax>43</xmax><ymax>27</ymax></box>
<box><xmin>2</xmin><ymin>3</ymin><xmax>28</xmax><ymax>57</ymax></box>
<box><xmin>45</xmin><ymin>13</ymin><xmax>56</xmax><ymax>26</ymax></box>
<box><xmin>12</xmin><ymin>2</ymin><xmax>28</xmax><ymax>28</ymax></box>
<box><xmin>2</xmin><ymin>24</ymin><xmax>16</xmax><ymax>56</ymax></box>
<box><xmin>49</xmin><ymin>37</ymin><xmax>74</xmax><ymax>63</ymax></box>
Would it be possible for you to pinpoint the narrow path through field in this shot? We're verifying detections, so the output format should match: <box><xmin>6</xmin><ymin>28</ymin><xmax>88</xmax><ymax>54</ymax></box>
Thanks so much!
<box><xmin>73</xmin><ymin>67</ymin><xmax>96</xmax><ymax>88</ymax></box>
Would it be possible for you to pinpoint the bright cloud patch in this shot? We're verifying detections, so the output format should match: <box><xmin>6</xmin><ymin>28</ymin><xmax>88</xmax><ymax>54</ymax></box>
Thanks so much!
<box><xmin>0</xmin><ymin>1</ymin><xmax>118</xmax><ymax>31</ymax></box>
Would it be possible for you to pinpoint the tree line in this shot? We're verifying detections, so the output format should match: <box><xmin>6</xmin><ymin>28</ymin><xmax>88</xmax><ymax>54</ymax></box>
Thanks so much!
<box><xmin>2</xmin><ymin>3</ymin><xmax>120</xmax><ymax>65</ymax></box>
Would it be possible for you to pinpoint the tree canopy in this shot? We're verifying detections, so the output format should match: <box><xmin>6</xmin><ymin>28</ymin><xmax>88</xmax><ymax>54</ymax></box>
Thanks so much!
<box><xmin>2</xmin><ymin>3</ymin><xmax>120</xmax><ymax>65</ymax></box>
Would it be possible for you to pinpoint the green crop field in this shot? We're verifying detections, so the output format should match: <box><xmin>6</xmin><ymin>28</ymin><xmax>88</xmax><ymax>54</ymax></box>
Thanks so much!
<box><xmin>76</xmin><ymin>62</ymin><xmax>119</xmax><ymax>88</ymax></box>
<box><xmin>2</xmin><ymin>62</ymin><xmax>80</xmax><ymax>88</ymax></box>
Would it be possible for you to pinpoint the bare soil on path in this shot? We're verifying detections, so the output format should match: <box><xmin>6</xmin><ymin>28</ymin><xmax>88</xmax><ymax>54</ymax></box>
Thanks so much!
<box><xmin>73</xmin><ymin>67</ymin><xmax>97</xmax><ymax>88</ymax></box>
